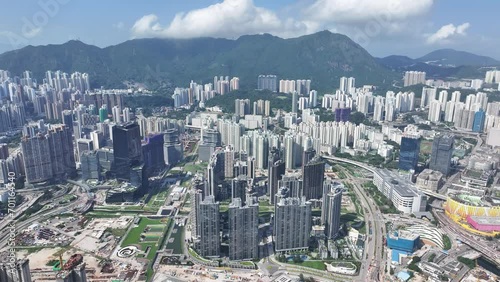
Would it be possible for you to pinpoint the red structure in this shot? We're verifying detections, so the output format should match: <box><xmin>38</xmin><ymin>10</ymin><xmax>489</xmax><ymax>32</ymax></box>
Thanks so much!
<box><xmin>63</xmin><ymin>254</ymin><xmax>83</xmax><ymax>270</ymax></box>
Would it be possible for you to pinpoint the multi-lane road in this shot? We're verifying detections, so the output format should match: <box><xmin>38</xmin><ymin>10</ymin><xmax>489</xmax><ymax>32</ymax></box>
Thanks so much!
<box><xmin>337</xmin><ymin>165</ymin><xmax>387</xmax><ymax>282</ymax></box>
<box><xmin>434</xmin><ymin>210</ymin><xmax>500</xmax><ymax>265</ymax></box>
<box><xmin>322</xmin><ymin>156</ymin><xmax>388</xmax><ymax>281</ymax></box>
<box><xmin>0</xmin><ymin>184</ymin><xmax>91</xmax><ymax>251</ymax></box>
<box><xmin>323</xmin><ymin>153</ymin><xmax>500</xmax><ymax>273</ymax></box>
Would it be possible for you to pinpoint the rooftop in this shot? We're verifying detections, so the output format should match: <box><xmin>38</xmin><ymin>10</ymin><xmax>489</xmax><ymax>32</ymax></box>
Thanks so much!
<box><xmin>388</xmin><ymin>230</ymin><xmax>420</xmax><ymax>241</ymax></box>
<box><xmin>450</xmin><ymin>193</ymin><xmax>499</xmax><ymax>207</ymax></box>
<box><xmin>378</xmin><ymin>169</ymin><xmax>420</xmax><ymax>197</ymax></box>
<box><xmin>391</xmin><ymin>249</ymin><xmax>409</xmax><ymax>263</ymax></box>
<box><xmin>468</xmin><ymin>216</ymin><xmax>500</xmax><ymax>226</ymax></box>
<box><xmin>417</xmin><ymin>169</ymin><xmax>443</xmax><ymax>181</ymax></box>
<box><xmin>397</xmin><ymin>271</ymin><xmax>411</xmax><ymax>281</ymax></box>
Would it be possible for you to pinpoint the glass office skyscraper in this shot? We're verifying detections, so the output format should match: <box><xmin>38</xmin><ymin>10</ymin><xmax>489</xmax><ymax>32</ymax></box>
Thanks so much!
<box><xmin>399</xmin><ymin>135</ymin><xmax>421</xmax><ymax>171</ymax></box>
<box><xmin>429</xmin><ymin>134</ymin><xmax>454</xmax><ymax>176</ymax></box>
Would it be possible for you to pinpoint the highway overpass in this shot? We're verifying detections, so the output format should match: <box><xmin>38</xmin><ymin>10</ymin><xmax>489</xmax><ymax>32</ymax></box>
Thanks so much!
<box><xmin>320</xmin><ymin>155</ymin><xmax>447</xmax><ymax>201</ymax></box>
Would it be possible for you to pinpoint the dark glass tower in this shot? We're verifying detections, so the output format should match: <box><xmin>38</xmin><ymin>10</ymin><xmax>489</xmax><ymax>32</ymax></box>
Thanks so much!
<box><xmin>302</xmin><ymin>148</ymin><xmax>316</xmax><ymax>171</ymax></box>
<box><xmin>303</xmin><ymin>157</ymin><xmax>325</xmax><ymax>200</ymax></box>
<box><xmin>399</xmin><ymin>135</ymin><xmax>421</xmax><ymax>171</ymax></box>
<box><xmin>268</xmin><ymin>149</ymin><xmax>285</xmax><ymax>204</ymax></box>
<box><xmin>142</xmin><ymin>133</ymin><xmax>165</xmax><ymax>176</ymax></box>
<box><xmin>429</xmin><ymin>134</ymin><xmax>454</xmax><ymax>176</ymax></box>
<box><xmin>112</xmin><ymin>122</ymin><xmax>142</xmax><ymax>180</ymax></box>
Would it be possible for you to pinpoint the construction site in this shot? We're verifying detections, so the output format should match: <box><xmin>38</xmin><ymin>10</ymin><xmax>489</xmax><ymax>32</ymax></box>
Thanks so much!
<box><xmin>20</xmin><ymin>248</ymin><xmax>141</xmax><ymax>281</ymax></box>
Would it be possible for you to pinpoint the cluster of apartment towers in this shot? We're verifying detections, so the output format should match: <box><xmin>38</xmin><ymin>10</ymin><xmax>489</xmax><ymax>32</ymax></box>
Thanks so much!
<box><xmin>191</xmin><ymin>146</ymin><xmax>342</xmax><ymax>261</ymax></box>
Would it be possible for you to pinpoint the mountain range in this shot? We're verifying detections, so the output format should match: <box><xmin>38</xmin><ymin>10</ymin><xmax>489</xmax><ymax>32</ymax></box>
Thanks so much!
<box><xmin>377</xmin><ymin>49</ymin><xmax>499</xmax><ymax>80</ymax></box>
<box><xmin>0</xmin><ymin>31</ymin><xmax>497</xmax><ymax>92</ymax></box>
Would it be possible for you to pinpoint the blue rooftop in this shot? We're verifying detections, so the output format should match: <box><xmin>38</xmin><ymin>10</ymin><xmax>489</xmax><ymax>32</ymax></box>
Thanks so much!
<box><xmin>391</xmin><ymin>249</ymin><xmax>409</xmax><ymax>263</ymax></box>
<box><xmin>397</xmin><ymin>271</ymin><xmax>411</xmax><ymax>281</ymax></box>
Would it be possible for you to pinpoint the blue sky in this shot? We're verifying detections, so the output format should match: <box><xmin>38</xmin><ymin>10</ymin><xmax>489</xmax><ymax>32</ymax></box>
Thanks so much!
<box><xmin>0</xmin><ymin>0</ymin><xmax>499</xmax><ymax>59</ymax></box>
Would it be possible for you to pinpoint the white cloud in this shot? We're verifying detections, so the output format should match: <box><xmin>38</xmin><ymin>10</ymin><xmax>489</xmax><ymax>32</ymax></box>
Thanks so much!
<box><xmin>426</xmin><ymin>22</ymin><xmax>470</xmax><ymax>44</ymax></box>
<box><xmin>23</xmin><ymin>27</ymin><xmax>42</xmax><ymax>39</ymax></box>
<box><xmin>113</xmin><ymin>22</ymin><xmax>125</xmax><ymax>30</ymax></box>
<box><xmin>130</xmin><ymin>0</ymin><xmax>439</xmax><ymax>43</ymax></box>
<box><xmin>304</xmin><ymin>0</ymin><xmax>434</xmax><ymax>23</ymax></box>
<box><xmin>131</xmin><ymin>0</ymin><xmax>312</xmax><ymax>39</ymax></box>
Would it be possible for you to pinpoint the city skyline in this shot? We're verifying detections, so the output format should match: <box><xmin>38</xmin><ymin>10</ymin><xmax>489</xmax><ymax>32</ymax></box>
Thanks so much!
<box><xmin>0</xmin><ymin>0</ymin><xmax>499</xmax><ymax>59</ymax></box>
<box><xmin>0</xmin><ymin>63</ymin><xmax>500</xmax><ymax>281</ymax></box>
<box><xmin>1</xmin><ymin>0</ymin><xmax>500</xmax><ymax>276</ymax></box>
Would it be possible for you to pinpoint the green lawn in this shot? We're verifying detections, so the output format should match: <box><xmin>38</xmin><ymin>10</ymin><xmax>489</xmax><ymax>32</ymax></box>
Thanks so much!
<box><xmin>94</xmin><ymin>205</ymin><xmax>142</xmax><ymax>211</ymax></box>
<box><xmin>85</xmin><ymin>211</ymin><xmax>123</xmax><ymax>218</ymax></box>
<box><xmin>120</xmin><ymin>216</ymin><xmax>171</xmax><ymax>282</ymax></box>
<box><xmin>258</xmin><ymin>202</ymin><xmax>273</xmax><ymax>215</ymax></box>
<box><xmin>184</xmin><ymin>163</ymin><xmax>206</xmax><ymax>174</ymax></box>
<box><xmin>259</xmin><ymin>200</ymin><xmax>273</xmax><ymax>207</ymax></box>
<box><xmin>287</xmin><ymin>260</ymin><xmax>326</xmax><ymax>270</ymax></box>
<box><xmin>121</xmin><ymin>218</ymin><xmax>168</xmax><ymax>247</ymax></box>
<box><xmin>138</xmin><ymin>242</ymin><xmax>159</xmax><ymax>260</ymax></box>
<box><xmin>144</xmin><ymin>189</ymin><xmax>170</xmax><ymax>210</ymax></box>
<box><xmin>148</xmin><ymin>225</ymin><xmax>165</xmax><ymax>232</ymax></box>
<box><xmin>220</xmin><ymin>204</ymin><xmax>229</xmax><ymax>213</ymax></box>
<box><xmin>258</xmin><ymin>205</ymin><xmax>274</xmax><ymax>213</ymax></box>
<box><xmin>143</xmin><ymin>235</ymin><xmax>161</xmax><ymax>241</ymax></box>
<box><xmin>188</xmin><ymin>247</ymin><xmax>212</xmax><ymax>263</ymax></box>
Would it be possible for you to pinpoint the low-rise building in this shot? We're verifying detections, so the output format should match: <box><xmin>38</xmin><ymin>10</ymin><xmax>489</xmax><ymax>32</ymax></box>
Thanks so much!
<box><xmin>373</xmin><ymin>169</ymin><xmax>427</xmax><ymax>214</ymax></box>
<box><xmin>328</xmin><ymin>240</ymin><xmax>339</xmax><ymax>259</ymax></box>
<box><xmin>325</xmin><ymin>262</ymin><xmax>357</xmax><ymax>275</ymax></box>
<box><xmin>466</xmin><ymin>215</ymin><xmax>500</xmax><ymax>232</ymax></box>
<box><xmin>467</xmin><ymin>150</ymin><xmax>500</xmax><ymax>171</ymax></box>
<box><xmin>318</xmin><ymin>240</ymin><xmax>328</xmax><ymax>260</ymax></box>
<box><xmin>386</xmin><ymin>230</ymin><xmax>420</xmax><ymax>253</ymax></box>
<box><xmin>416</xmin><ymin>169</ymin><xmax>443</xmax><ymax>192</ymax></box>
<box><xmin>406</xmin><ymin>225</ymin><xmax>444</xmax><ymax>249</ymax></box>
<box><xmin>460</xmin><ymin>169</ymin><xmax>493</xmax><ymax>187</ymax></box>
<box><xmin>419</xmin><ymin>262</ymin><xmax>445</xmax><ymax>280</ymax></box>
<box><xmin>377</xmin><ymin>144</ymin><xmax>394</xmax><ymax>159</ymax></box>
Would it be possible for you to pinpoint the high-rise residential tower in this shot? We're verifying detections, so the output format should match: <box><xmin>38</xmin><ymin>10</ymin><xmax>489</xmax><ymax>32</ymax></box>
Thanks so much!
<box><xmin>228</xmin><ymin>197</ymin><xmax>259</xmax><ymax>260</ymax></box>
<box><xmin>194</xmin><ymin>193</ymin><xmax>220</xmax><ymax>258</ymax></box>
<box><xmin>302</xmin><ymin>157</ymin><xmax>325</xmax><ymax>200</ymax></box>
<box><xmin>257</xmin><ymin>75</ymin><xmax>278</xmax><ymax>92</ymax></box>
<box><xmin>268</xmin><ymin>149</ymin><xmax>285</xmax><ymax>204</ymax></box>
<box><xmin>322</xmin><ymin>183</ymin><xmax>343</xmax><ymax>239</ymax></box>
<box><xmin>21</xmin><ymin>124</ymin><xmax>75</xmax><ymax>184</ymax></box>
<box><xmin>274</xmin><ymin>188</ymin><xmax>312</xmax><ymax>252</ymax></box>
